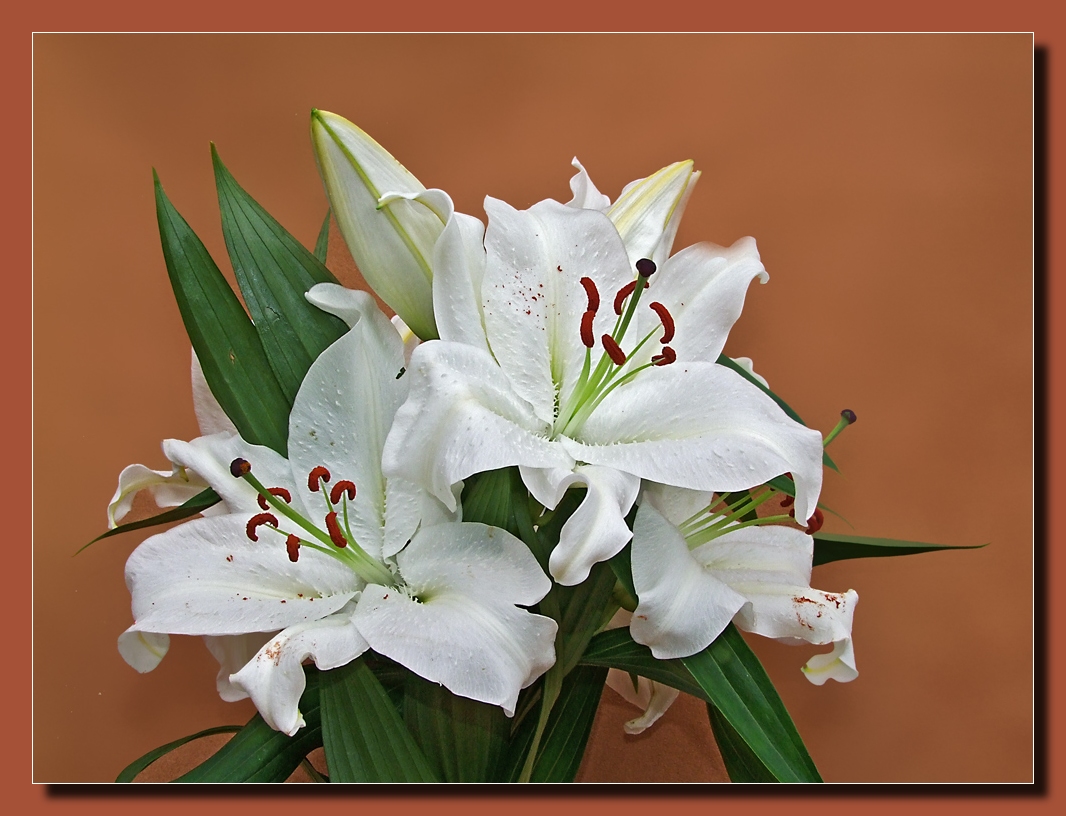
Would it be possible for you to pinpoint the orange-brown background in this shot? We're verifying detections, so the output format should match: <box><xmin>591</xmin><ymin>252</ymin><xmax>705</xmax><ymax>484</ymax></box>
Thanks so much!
<box><xmin>33</xmin><ymin>34</ymin><xmax>1032</xmax><ymax>783</ymax></box>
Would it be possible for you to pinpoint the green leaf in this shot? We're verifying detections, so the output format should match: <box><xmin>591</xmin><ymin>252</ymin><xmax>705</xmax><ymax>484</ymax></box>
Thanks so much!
<box><xmin>175</xmin><ymin>667</ymin><xmax>323</xmax><ymax>782</ymax></box>
<box><xmin>706</xmin><ymin>703</ymin><xmax>777</xmax><ymax>783</ymax></box>
<box><xmin>77</xmin><ymin>488</ymin><xmax>220</xmax><ymax>554</ymax></box>
<box><xmin>813</xmin><ymin>531</ymin><xmax>988</xmax><ymax>567</ymax></box>
<box><xmin>212</xmin><ymin>146</ymin><xmax>347</xmax><ymax>403</ymax></box>
<box><xmin>580</xmin><ymin>627</ymin><xmax>821</xmax><ymax>782</ymax></box>
<box><xmin>116</xmin><ymin>724</ymin><xmax>241</xmax><ymax>782</ymax></box>
<box><xmin>319</xmin><ymin>658</ymin><xmax>438</xmax><ymax>782</ymax></box>
<box><xmin>314</xmin><ymin>209</ymin><xmax>331</xmax><ymax>262</ymax></box>
<box><xmin>154</xmin><ymin>170</ymin><xmax>290</xmax><ymax>455</ymax></box>
<box><xmin>403</xmin><ymin>673</ymin><xmax>509</xmax><ymax>782</ymax></box>
<box><xmin>716</xmin><ymin>354</ymin><xmax>838</xmax><ymax>472</ymax></box>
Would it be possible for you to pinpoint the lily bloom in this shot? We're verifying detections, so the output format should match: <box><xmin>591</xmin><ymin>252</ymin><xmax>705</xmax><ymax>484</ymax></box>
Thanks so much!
<box><xmin>118</xmin><ymin>290</ymin><xmax>557</xmax><ymax>734</ymax></box>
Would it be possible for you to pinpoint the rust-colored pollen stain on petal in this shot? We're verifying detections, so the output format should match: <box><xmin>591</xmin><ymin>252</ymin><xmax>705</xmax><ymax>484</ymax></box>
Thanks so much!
<box><xmin>245</xmin><ymin>512</ymin><xmax>278</xmax><ymax>542</ymax></box>
<box><xmin>330</xmin><ymin>480</ymin><xmax>357</xmax><ymax>504</ymax></box>
<box><xmin>580</xmin><ymin>310</ymin><xmax>596</xmax><ymax>348</ymax></box>
<box><xmin>285</xmin><ymin>534</ymin><xmax>301</xmax><ymax>562</ymax></box>
<box><xmin>579</xmin><ymin>276</ymin><xmax>600</xmax><ymax>312</ymax></box>
<box><xmin>324</xmin><ymin>511</ymin><xmax>347</xmax><ymax>547</ymax></box>
<box><xmin>649</xmin><ymin>301</ymin><xmax>675</xmax><ymax>343</ymax></box>
<box><xmin>601</xmin><ymin>334</ymin><xmax>627</xmax><ymax>366</ymax></box>
<box><xmin>257</xmin><ymin>486</ymin><xmax>293</xmax><ymax>511</ymax></box>
<box><xmin>308</xmin><ymin>466</ymin><xmax>331</xmax><ymax>491</ymax></box>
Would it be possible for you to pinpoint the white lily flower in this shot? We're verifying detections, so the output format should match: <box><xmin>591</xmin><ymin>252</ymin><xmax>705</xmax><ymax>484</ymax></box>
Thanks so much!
<box><xmin>119</xmin><ymin>291</ymin><xmax>557</xmax><ymax>734</ymax></box>
<box><xmin>310</xmin><ymin>110</ymin><xmax>486</xmax><ymax>342</ymax></box>
<box><xmin>629</xmin><ymin>483</ymin><xmax>858</xmax><ymax>683</ymax></box>
<box><xmin>384</xmin><ymin>181</ymin><xmax>824</xmax><ymax>587</ymax></box>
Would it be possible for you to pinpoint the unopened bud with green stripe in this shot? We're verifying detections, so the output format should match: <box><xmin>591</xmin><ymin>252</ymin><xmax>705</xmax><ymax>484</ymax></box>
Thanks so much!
<box><xmin>607</xmin><ymin>160</ymin><xmax>698</xmax><ymax>269</ymax></box>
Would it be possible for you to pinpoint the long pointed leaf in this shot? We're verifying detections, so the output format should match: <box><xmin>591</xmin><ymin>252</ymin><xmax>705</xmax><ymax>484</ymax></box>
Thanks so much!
<box><xmin>319</xmin><ymin>658</ymin><xmax>438</xmax><ymax>782</ymax></box>
<box><xmin>707</xmin><ymin>703</ymin><xmax>777</xmax><ymax>783</ymax></box>
<box><xmin>154</xmin><ymin>171</ymin><xmax>290</xmax><ymax>454</ymax></box>
<box><xmin>314</xmin><ymin>209</ymin><xmax>331</xmax><ymax>262</ymax></box>
<box><xmin>78</xmin><ymin>488</ymin><xmax>220</xmax><ymax>554</ymax></box>
<box><xmin>116</xmin><ymin>724</ymin><xmax>241</xmax><ymax>782</ymax></box>
<box><xmin>212</xmin><ymin>146</ymin><xmax>346</xmax><ymax>402</ymax></box>
<box><xmin>527</xmin><ymin>665</ymin><xmax>607</xmax><ymax>782</ymax></box>
<box><xmin>813</xmin><ymin>531</ymin><xmax>988</xmax><ymax>566</ymax></box>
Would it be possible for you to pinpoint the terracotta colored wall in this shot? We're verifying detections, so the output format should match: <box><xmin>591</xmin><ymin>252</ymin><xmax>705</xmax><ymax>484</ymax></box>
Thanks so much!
<box><xmin>33</xmin><ymin>34</ymin><xmax>1032</xmax><ymax>783</ymax></box>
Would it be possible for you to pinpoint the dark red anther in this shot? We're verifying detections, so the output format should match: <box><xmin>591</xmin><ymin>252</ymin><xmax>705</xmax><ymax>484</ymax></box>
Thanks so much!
<box><xmin>230</xmin><ymin>458</ymin><xmax>251</xmax><ymax>478</ymax></box>
<box><xmin>330</xmin><ymin>480</ymin><xmax>357</xmax><ymax>504</ymax></box>
<box><xmin>601</xmin><ymin>334</ymin><xmax>627</xmax><ymax>366</ymax></box>
<box><xmin>308</xmin><ymin>466</ymin><xmax>331</xmax><ymax>491</ymax></box>
<box><xmin>324</xmin><ymin>511</ymin><xmax>348</xmax><ymax>548</ymax></box>
<box><xmin>805</xmin><ymin>508</ymin><xmax>825</xmax><ymax>535</ymax></box>
<box><xmin>579</xmin><ymin>277</ymin><xmax>599</xmax><ymax>313</ymax></box>
<box><xmin>636</xmin><ymin>258</ymin><xmax>657</xmax><ymax>277</ymax></box>
<box><xmin>780</xmin><ymin>494</ymin><xmax>795</xmax><ymax>508</ymax></box>
<box><xmin>257</xmin><ymin>486</ymin><xmax>292</xmax><ymax>511</ymax></box>
<box><xmin>649</xmin><ymin>301</ymin><xmax>675</xmax><ymax>342</ymax></box>
<box><xmin>652</xmin><ymin>346</ymin><xmax>677</xmax><ymax>366</ymax></box>
<box><xmin>285</xmin><ymin>534</ymin><xmax>301</xmax><ymax>563</ymax></box>
<box><xmin>245</xmin><ymin>512</ymin><xmax>278</xmax><ymax>542</ymax></box>
<box><xmin>580</xmin><ymin>310</ymin><xmax>596</xmax><ymax>348</ymax></box>
<box><xmin>614</xmin><ymin>281</ymin><xmax>637</xmax><ymax>315</ymax></box>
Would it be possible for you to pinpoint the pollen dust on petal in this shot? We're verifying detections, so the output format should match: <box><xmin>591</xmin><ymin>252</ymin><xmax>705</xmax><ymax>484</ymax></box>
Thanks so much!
<box><xmin>264</xmin><ymin>641</ymin><xmax>283</xmax><ymax>667</ymax></box>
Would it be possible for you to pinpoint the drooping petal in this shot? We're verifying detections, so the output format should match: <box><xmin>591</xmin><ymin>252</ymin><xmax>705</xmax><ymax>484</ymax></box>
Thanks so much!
<box><xmin>107</xmin><ymin>462</ymin><xmax>207</xmax><ymax>527</ymax></box>
<box><xmin>310</xmin><ymin>110</ymin><xmax>440</xmax><ymax>340</ymax></box>
<box><xmin>481</xmin><ymin>197</ymin><xmax>633</xmax><ymax>424</ymax></box>
<box><xmin>562</xmin><ymin>362</ymin><xmax>824</xmax><ymax>524</ymax></box>
<box><xmin>432</xmin><ymin>208</ymin><xmax>490</xmax><ymax>353</ymax></box>
<box><xmin>566</xmin><ymin>158</ymin><xmax>611</xmax><ymax>210</ymax></box>
<box><xmin>117</xmin><ymin>629</ymin><xmax>170</xmax><ymax>673</ymax></box>
<box><xmin>229</xmin><ymin>605</ymin><xmax>370</xmax><ymax>735</ymax></box>
<box><xmin>604</xmin><ymin>669</ymin><xmax>681</xmax><ymax>735</ymax></box>
<box><xmin>802</xmin><ymin>638</ymin><xmax>858</xmax><ymax>685</ymax></box>
<box><xmin>638</xmin><ymin>237</ymin><xmax>769</xmax><ymax>364</ymax></box>
<box><xmin>203</xmin><ymin>633</ymin><xmax>272</xmax><ymax>702</ymax></box>
<box><xmin>353</xmin><ymin>522</ymin><xmax>557</xmax><ymax>715</ymax></box>
<box><xmin>288</xmin><ymin>294</ymin><xmax>406</xmax><ymax>560</ymax></box>
<box><xmin>383</xmin><ymin>341</ymin><xmax>571</xmax><ymax>511</ymax></box>
<box><xmin>607</xmin><ymin>161</ymin><xmax>697</xmax><ymax>269</ymax></box>
<box><xmin>520</xmin><ymin>464</ymin><xmax>640</xmax><ymax>586</ymax></box>
<box><xmin>124</xmin><ymin>514</ymin><xmax>360</xmax><ymax>637</ymax></box>
<box><xmin>629</xmin><ymin>501</ymin><xmax>747</xmax><ymax>660</ymax></box>
<box><xmin>191</xmin><ymin>350</ymin><xmax>237</xmax><ymax>436</ymax></box>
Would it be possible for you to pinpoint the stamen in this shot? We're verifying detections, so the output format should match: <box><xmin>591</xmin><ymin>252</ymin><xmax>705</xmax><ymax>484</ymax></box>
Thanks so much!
<box><xmin>308</xmin><ymin>466</ymin><xmax>331</xmax><ymax>491</ymax></box>
<box><xmin>230</xmin><ymin>458</ymin><xmax>251</xmax><ymax>478</ymax></box>
<box><xmin>601</xmin><ymin>334</ymin><xmax>627</xmax><ymax>366</ymax></box>
<box><xmin>805</xmin><ymin>508</ymin><xmax>825</xmax><ymax>535</ymax></box>
<box><xmin>285</xmin><ymin>534</ymin><xmax>301</xmax><ymax>563</ymax></box>
<box><xmin>330</xmin><ymin>480</ymin><xmax>357</xmax><ymax>504</ymax></box>
<box><xmin>324</xmin><ymin>511</ymin><xmax>348</xmax><ymax>547</ymax></box>
<box><xmin>652</xmin><ymin>346</ymin><xmax>676</xmax><ymax>366</ymax></box>
<box><xmin>636</xmin><ymin>258</ymin><xmax>657</xmax><ymax>277</ymax></box>
<box><xmin>580</xmin><ymin>310</ymin><xmax>596</xmax><ymax>348</ymax></box>
<box><xmin>649</xmin><ymin>302</ymin><xmax>675</xmax><ymax>342</ymax></box>
<box><xmin>614</xmin><ymin>281</ymin><xmax>636</xmax><ymax>315</ymax></box>
<box><xmin>780</xmin><ymin>494</ymin><xmax>795</xmax><ymax>508</ymax></box>
<box><xmin>245</xmin><ymin>512</ymin><xmax>278</xmax><ymax>542</ymax></box>
<box><xmin>257</xmin><ymin>486</ymin><xmax>292</xmax><ymax>511</ymax></box>
<box><xmin>823</xmin><ymin>409</ymin><xmax>858</xmax><ymax>448</ymax></box>
<box><xmin>579</xmin><ymin>276</ymin><xmax>600</xmax><ymax>312</ymax></box>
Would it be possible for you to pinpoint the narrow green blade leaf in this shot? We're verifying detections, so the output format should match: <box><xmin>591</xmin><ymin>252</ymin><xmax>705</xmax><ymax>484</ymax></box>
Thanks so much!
<box><xmin>813</xmin><ymin>531</ymin><xmax>988</xmax><ymax>566</ymax></box>
<box><xmin>319</xmin><ymin>658</ymin><xmax>439</xmax><ymax>782</ymax></box>
<box><xmin>212</xmin><ymin>146</ymin><xmax>346</xmax><ymax>402</ymax></box>
<box><xmin>707</xmin><ymin>703</ymin><xmax>777</xmax><ymax>783</ymax></box>
<box><xmin>403</xmin><ymin>673</ymin><xmax>509</xmax><ymax>782</ymax></box>
<box><xmin>116</xmin><ymin>724</ymin><xmax>241</xmax><ymax>782</ymax></box>
<box><xmin>78</xmin><ymin>488</ymin><xmax>220</xmax><ymax>554</ymax></box>
<box><xmin>154</xmin><ymin>171</ymin><xmax>290</xmax><ymax>454</ymax></box>
<box><xmin>580</xmin><ymin>627</ymin><xmax>706</xmax><ymax>699</ymax></box>
<box><xmin>176</xmin><ymin>668</ymin><xmax>323</xmax><ymax>782</ymax></box>
<box><xmin>553</xmin><ymin>560</ymin><xmax>617</xmax><ymax>677</ymax></box>
<box><xmin>716</xmin><ymin>354</ymin><xmax>838</xmax><ymax>471</ymax></box>
<box><xmin>313</xmin><ymin>209</ymin><xmax>331</xmax><ymax>262</ymax></box>
<box><xmin>527</xmin><ymin>665</ymin><xmax>608</xmax><ymax>782</ymax></box>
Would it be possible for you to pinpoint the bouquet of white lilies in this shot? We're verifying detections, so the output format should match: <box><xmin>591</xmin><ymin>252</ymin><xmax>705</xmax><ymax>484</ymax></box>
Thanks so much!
<box><xmin>93</xmin><ymin>110</ymin><xmax>979</xmax><ymax>783</ymax></box>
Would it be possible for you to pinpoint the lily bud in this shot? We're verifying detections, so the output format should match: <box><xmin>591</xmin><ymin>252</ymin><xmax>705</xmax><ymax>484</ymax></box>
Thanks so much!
<box><xmin>607</xmin><ymin>160</ymin><xmax>698</xmax><ymax>269</ymax></box>
<box><xmin>310</xmin><ymin>109</ymin><xmax>442</xmax><ymax>340</ymax></box>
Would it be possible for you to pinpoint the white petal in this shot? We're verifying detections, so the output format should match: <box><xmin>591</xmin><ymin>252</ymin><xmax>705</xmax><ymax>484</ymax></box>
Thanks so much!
<box><xmin>191</xmin><ymin>350</ymin><xmax>237</xmax><ymax>436</ymax></box>
<box><xmin>306</xmin><ymin>282</ymin><xmax>374</xmax><ymax>329</ymax></box>
<box><xmin>354</xmin><ymin>522</ymin><xmax>557</xmax><ymax>714</ymax></box>
<box><xmin>432</xmin><ymin>209</ymin><xmax>490</xmax><ymax>353</ymax></box>
<box><xmin>605</xmin><ymin>670</ymin><xmax>681</xmax><ymax>735</ymax></box>
<box><xmin>229</xmin><ymin>607</ymin><xmax>370</xmax><ymax>735</ymax></box>
<box><xmin>563</xmin><ymin>362</ymin><xmax>824</xmax><ymax>524</ymax></box>
<box><xmin>204</xmin><ymin>633</ymin><xmax>272</xmax><ymax>702</ymax></box>
<box><xmin>608</xmin><ymin>161</ymin><xmax>697</xmax><ymax>269</ymax></box>
<box><xmin>693</xmin><ymin>524</ymin><xmax>814</xmax><ymax>590</ymax></box>
<box><xmin>639</xmin><ymin>482</ymin><xmax>715</xmax><ymax>528</ymax></box>
<box><xmin>733</xmin><ymin>356</ymin><xmax>768</xmax><ymax>388</ymax></box>
<box><xmin>107</xmin><ymin>462</ymin><xmax>207</xmax><ymax>527</ymax></box>
<box><xmin>481</xmin><ymin>197</ymin><xmax>633</xmax><ymax>424</ymax></box>
<box><xmin>802</xmin><ymin>637</ymin><xmax>858</xmax><ymax>685</ymax></box>
<box><xmin>117</xmin><ymin>629</ymin><xmax>170</xmax><ymax>673</ymax></box>
<box><xmin>390</xmin><ymin>315</ymin><xmax>420</xmax><ymax>364</ymax></box>
<box><xmin>383</xmin><ymin>341</ymin><xmax>571</xmax><ymax>510</ymax></box>
<box><xmin>566</xmin><ymin>157</ymin><xmax>611</xmax><ymax>210</ymax></box>
<box><xmin>288</xmin><ymin>297</ymin><xmax>406</xmax><ymax>560</ymax></box>
<box><xmin>629</xmin><ymin>502</ymin><xmax>747</xmax><ymax>660</ymax></box>
<box><xmin>638</xmin><ymin>237</ymin><xmax>768</xmax><ymax>364</ymax></box>
<box><xmin>124</xmin><ymin>514</ymin><xmax>360</xmax><ymax>636</ymax></box>
<box><xmin>520</xmin><ymin>464</ymin><xmax>639</xmax><ymax>586</ymax></box>
<box><xmin>382</xmin><ymin>476</ymin><xmax>458</xmax><ymax>559</ymax></box>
